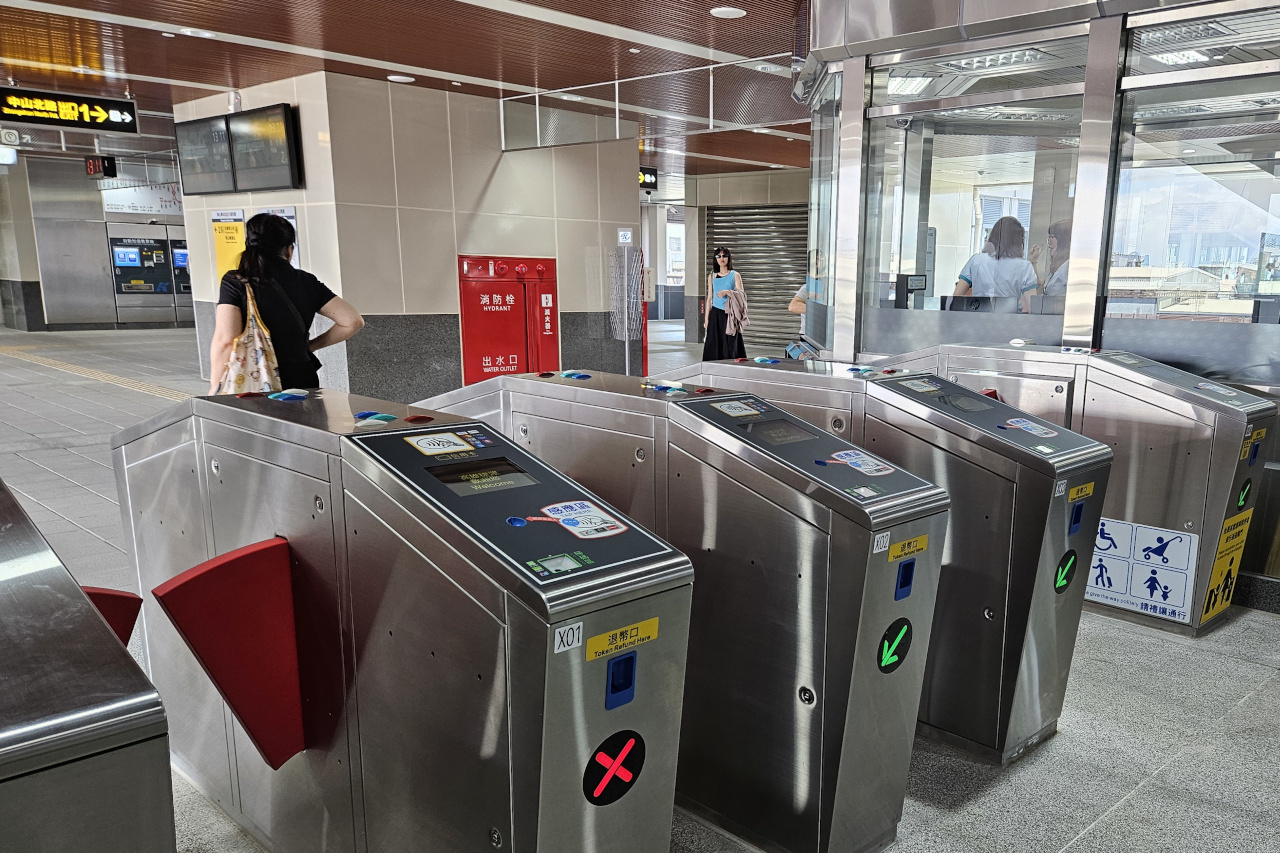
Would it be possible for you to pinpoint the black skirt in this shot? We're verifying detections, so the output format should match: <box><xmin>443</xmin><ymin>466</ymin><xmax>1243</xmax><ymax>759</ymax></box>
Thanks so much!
<box><xmin>702</xmin><ymin>306</ymin><xmax>747</xmax><ymax>361</ymax></box>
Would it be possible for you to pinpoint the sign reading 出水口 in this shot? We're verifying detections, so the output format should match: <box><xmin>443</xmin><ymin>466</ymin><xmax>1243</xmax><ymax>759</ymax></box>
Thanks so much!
<box><xmin>1</xmin><ymin>87</ymin><xmax>138</xmax><ymax>134</ymax></box>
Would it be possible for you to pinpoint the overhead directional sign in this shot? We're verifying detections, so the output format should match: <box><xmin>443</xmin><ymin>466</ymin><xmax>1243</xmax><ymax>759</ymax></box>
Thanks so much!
<box><xmin>877</xmin><ymin>617</ymin><xmax>912</xmax><ymax>674</ymax></box>
<box><xmin>1</xmin><ymin>87</ymin><xmax>138</xmax><ymax>134</ymax></box>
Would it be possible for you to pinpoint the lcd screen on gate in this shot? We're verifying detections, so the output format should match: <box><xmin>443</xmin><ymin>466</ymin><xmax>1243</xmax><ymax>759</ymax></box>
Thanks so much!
<box><xmin>428</xmin><ymin>457</ymin><xmax>539</xmax><ymax>496</ymax></box>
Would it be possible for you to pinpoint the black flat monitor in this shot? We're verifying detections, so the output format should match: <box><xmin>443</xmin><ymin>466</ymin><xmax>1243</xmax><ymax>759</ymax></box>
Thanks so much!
<box><xmin>227</xmin><ymin>104</ymin><xmax>302</xmax><ymax>191</ymax></box>
<box><xmin>174</xmin><ymin>116</ymin><xmax>235</xmax><ymax>194</ymax></box>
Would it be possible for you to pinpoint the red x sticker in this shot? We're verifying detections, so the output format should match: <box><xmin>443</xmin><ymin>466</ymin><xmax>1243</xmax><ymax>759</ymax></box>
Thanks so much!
<box><xmin>582</xmin><ymin>730</ymin><xmax>646</xmax><ymax>806</ymax></box>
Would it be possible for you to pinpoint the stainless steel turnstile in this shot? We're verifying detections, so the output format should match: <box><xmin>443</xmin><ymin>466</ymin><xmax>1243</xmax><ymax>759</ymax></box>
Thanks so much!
<box><xmin>877</xmin><ymin>344</ymin><xmax>1277</xmax><ymax>636</ymax></box>
<box><xmin>113</xmin><ymin>390</ymin><xmax>692</xmax><ymax>853</ymax></box>
<box><xmin>423</xmin><ymin>373</ymin><xmax>951</xmax><ymax>853</ymax></box>
<box><xmin>0</xmin><ymin>478</ymin><xmax>175</xmax><ymax>851</ymax></box>
<box><xmin>655</xmin><ymin>359</ymin><xmax>1114</xmax><ymax>763</ymax></box>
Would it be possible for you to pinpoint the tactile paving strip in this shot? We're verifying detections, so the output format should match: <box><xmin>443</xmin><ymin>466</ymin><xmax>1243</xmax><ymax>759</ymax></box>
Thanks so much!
<box><xmin>0</xmin><ymin>346</ymin><xmax>191</xmax><ymax>402</ymax></box>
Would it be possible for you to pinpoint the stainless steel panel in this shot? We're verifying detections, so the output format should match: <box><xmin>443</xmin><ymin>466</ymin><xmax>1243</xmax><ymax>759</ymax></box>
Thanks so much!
<box><xmin>33</xmin><ymin>218</ymin><xmax>116</xmax><ymax>324</ymax></box>
<box><xmin>1079</xmin><ymin>382</ymin><xmax>1214</xmax><ymax>533</ymax></box>
<box><xmin>0</xmin><ymin>735</ymin><xmax>176</xmax><ymax>853</ymax></box>
<box><xmin>834</xmin><ymin>58</ymin><xmax>866</xmax><ymax>363</ymax></box>
<box><xmin>117</xmin><ymin>293</ymin><xmax>177</xmax><ymax>308</ymax></box>
<box><xmin>947</xmin><ymin>370</ymin><xmax>1075</xmax><ymax>427</ymax></box>
<box><xmin>122</xmin><ymin>436</ymin><xmax>233</xmax><ymax>808</ymax></box>
<box><xmin>26</xmin><ymin>156</ymin><xmax>106</xmax><ymax>221</ymax></box>
<box><xmin>118</xmin><ymin>306</ymin><xmax>178</xmax><ymax>323</ymax></box>
<box><xmin>844</xmin><ymin>0</ymin><xmax>962</xmax><ymax>56</ymax></box>
<box><xmin>344</xmin><ymin>496</ymin><xmax>512</xmax><ymax>853</ymax></box>
<box><xmin>204</xmin><ymin>446</ymin><xmax>356</xmax><ymax>853</ymax></box>
<box><xmin>668</xmin><ymin>446</ymin><xmax>830</xmax><ymax>852</ymax></box>
<box><xmin>176</xmin><ymin>302</ymin><xmax>195</xmax><ymax>322</ymax></box>
<box><xmin>812</xmin><ymin>0</ymin><xmax>848</xmax><ymax>57</ymax></box>
<box><xmin>512</xmin><ymin>410</ymin><xmax>657</xmax><ymax>531</ymax></box>
<box><xmin>961</xmin><ymin>0</ymin><xmax>1100</xmax><ymax>39</ymax></box>
<box><xmin>203</xmin><ymin>419</ymin><xmax>330</xmax><ymax>481</ymax></box>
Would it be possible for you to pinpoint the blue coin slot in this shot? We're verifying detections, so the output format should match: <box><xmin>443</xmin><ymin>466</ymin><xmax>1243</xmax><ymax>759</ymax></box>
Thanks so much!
<box><xmin>1068</xmin><ymin>500</ymin><xmax>1086</xmax><ymax>535</ymax></box>
<box><xmin>355</xmin><ymin>410</ymin><xmax>378</xmax><ymax>419</ymax></box>
<box><xmin>573</xmin><ymin>373</ymin><xmax>592</xmax><ymax>380</ymax></box>
<box><xmin>814</xmin><ymin>459</ymin><xmax>828</xmax><ymax>466</ymax></box>
<box><xmin>506</xmin><ymin>517</ymin><xmax>527</xmax><ymax>527</ymax></box>
<box><xmin>605</xmin><ymin>651</ymin><xmax>637</xmax><ymax>710</ymax></box>
<box><xmin>1250</xmin><ymin>441</ymin><xmax>1261</xmax><ymax>467</ymax></box>
<box><xmin>895</xmin><ymin>559</ymin><xmax>915</xmax><ymax>601</ymax></box>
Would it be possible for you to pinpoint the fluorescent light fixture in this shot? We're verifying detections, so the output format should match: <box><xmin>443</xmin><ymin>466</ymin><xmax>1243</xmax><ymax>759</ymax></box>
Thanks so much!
<box><xmin>751</xmin><ymin>128</ymin><xmax>771</xmax><ymax>133</ymax></box>
<box><xmin>387</xmin><ymin>74</ymin><xmax>416</xmax><ymax>83</ymax></box>
<box><xmin>710</xmin><ymin>6</ymin><xmax>747</xmax><ymax>18</ymax></box>
<box><xmin>1183</xmin><ymin>148</ymin><xmax>1196</xmax><ymax>154</ymax></box>
<box><xmin>559</xmin><ymin>93</ymin><xmax>585</xmax><ymax>101</ymax></box>
<box><xmin>1150</xmin><ymin>50</ymin><xmax>1210</xmax><ymax>65</ymax></box>
<box><xmin>785</xmin><ymin>137</ymin><xmax>794</xmax><ymax>141</ymax></box>
<box><xmin>178</xmin><ymin>27</ymin><xmax>216</xmax><ymax>38</ymax></box>
<box><xmin>939</xmin><ymin>49</ymin><xmax>1047</xmax><ymax>72</ymax></box>
<box><xmin>161</xmin><ymin>32</ymin><xmax>175</xmax><ymax>38</ymax></box>
<box><xmin>886</xmin><ymin>76</ymin><xmax>932</xmax><ymax>96</ymax></box>
<box><xmin>629</xmin><ymin>48</ymin><xmax>641</xmax><ymax>54</ymax></box>
<box><xmin>451</xmin><ymin>81</ymin><xmax>462</xmax><ymax>86</ymax></box>
<box><xmin>0</xmin><ymin>147</ymin><xmax>16</xmax><ymax>166</ymax></box>
<box><xmin>768</xmin><ymin>164</ymin><xmax>783</xmax><ymax>169</ymax></box>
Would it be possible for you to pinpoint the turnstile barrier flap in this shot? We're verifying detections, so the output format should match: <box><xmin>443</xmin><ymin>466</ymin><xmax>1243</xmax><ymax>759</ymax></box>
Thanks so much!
<box><xmin>671</xmin><ymin>393</ymin><xmax>949</xmax><ymax>529</ymax></box>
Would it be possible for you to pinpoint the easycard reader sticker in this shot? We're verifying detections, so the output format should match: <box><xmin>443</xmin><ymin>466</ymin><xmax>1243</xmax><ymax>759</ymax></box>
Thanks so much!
<box><xmin>406</xmin><ymin>432</ymin><xmax>473</xmax><ymax>455</ymax></box>
<box><xmin>586</xmin><ymin>617</ymin><xmax>659</xmax><ymax>661</ymax></box>
<box><xmin>830</xmin><ymin>449</ymin><xmax>895</xmax><ymax>476</ymax></box>
<box><xmin>542</xmin><ymin>501</ymin><xmax>628</xmax><ymax>539</ymax></box>
<box><xmin>711</xmin><ymin>399</ymin><xmax>767</xmax><ymax>417</ymax></box>
<box><xmin>901</xmin><ymin>378</ymin><xmax>942</xmax><ymax>393</ymax></box>
<box><xmin>888</xmin><ymin>535</ymin><xmax>928</xmax><ymax>561</ymax></box>
<box><xmin>1006</xmin><ymin>417</ymin><xmax>1059</xmax><ymax>439</ymax></box>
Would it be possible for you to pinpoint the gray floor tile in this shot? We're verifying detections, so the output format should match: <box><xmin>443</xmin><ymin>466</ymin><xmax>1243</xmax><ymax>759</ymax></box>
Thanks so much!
<box><xmin>172</xmin><ymin>773</ymin><xmax>266</xmax><ymax>853</ymax></box>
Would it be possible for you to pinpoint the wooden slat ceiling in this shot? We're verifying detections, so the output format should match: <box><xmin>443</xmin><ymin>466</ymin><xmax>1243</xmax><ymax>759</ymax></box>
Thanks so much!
<box><xmin>0</xmin><ymin>0</ymin><xmax>809</xmax><ymax>173</ymax></box>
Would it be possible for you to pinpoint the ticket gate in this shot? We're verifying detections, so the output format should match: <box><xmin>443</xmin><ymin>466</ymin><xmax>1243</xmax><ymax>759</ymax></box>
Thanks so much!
<box><xmin>876</xmin><ymin>344</ymin><xmax>1277</xmax><ymax>636</ymax></box>
<box><xmin>654</xmin><ymin>359</ymin><xmax>1114</xmax><ymax>764</ymax></box>
<box><xmin>112</xmin><ymin>390</ymin><xmax>692</xmax><ymax>853</ymax></box>
<box><xmin>0</xmin><ymin>478</ymin><xmax>175</xmax><ymax>851</ymax></box>
<box><xmin>423</xmin><ymin>372</ymin><xmax>951</xmax><ymax>853</ymax></box>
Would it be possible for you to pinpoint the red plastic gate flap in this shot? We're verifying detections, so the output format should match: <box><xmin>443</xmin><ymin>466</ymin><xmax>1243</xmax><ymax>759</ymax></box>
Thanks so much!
<box><xmin>152</xmin><ymin>537</ymin><xmax>304</xmax><ymax>770</ymax></box>
<box><xmin>81</xmin><ymin>586</ymin><xmax>143</xmax><ymax>646</ymax></box>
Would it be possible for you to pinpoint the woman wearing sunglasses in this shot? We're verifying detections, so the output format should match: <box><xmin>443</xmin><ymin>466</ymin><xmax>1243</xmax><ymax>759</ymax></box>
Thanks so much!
<box><xmin>703</xmin><ymin>246</ymin><xmax>748</xmax><ymax>360</ymax></box>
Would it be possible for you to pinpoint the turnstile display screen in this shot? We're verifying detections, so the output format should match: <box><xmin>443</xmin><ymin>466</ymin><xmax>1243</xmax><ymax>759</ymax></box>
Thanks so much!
<box><xmin>1099</xmin><ymin>351</ymin><xmax>1268</xmax><ymax>411</ymax></box>
<box><xmin>351</xmin><ymin>426</ymin><xmax>675</xmax><ymax>584</ymax></box>
<box><xmin>677</xmin><ymin>394</ymin><xmax>934</xmax><ymax>502</ymax></box>
<box><xmin>429</xmin><ymin>457</ymin><xmax>539</xmax><ymax>496</ymax></box>
<box><xmin>741</xmin><ymin>419</ymin><xmax>818</xmax><ymax>446</ymax></box>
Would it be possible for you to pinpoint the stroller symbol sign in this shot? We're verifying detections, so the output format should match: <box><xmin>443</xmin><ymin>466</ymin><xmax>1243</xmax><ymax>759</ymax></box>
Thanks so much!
<box><xmin>1141</xmin><ymin>535</ymin><xmax>1184</xmax><ymax>564</ymax></box>
<box><xmin>1086</xmin><ymin>518</ymin><xmax>1197</xmax><ymax>625</ymax></box>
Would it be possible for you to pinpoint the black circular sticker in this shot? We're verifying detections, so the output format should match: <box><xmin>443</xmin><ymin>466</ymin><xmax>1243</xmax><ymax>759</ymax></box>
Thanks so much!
<box><xmin>877</xmin><ymin>617</ymin><xmax>913</xmax><ymax>674</ymax></box>
<box><xmin>1054</xmin><ymin>549</ymin><xmax>1078</xmax><ymax>595</ymax></box>
<box><xmin>583</xmin><ymin>730</ymin><xmax>646</xmax><ymax>806</ymax></box>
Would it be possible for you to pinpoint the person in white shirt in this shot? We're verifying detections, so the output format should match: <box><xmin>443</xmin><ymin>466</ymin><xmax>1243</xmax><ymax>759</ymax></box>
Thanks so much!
<box><xmin>1030</xmin><ymin>219</ymin><xmax>1071</xmax><ymax>297</ymax></box>
<box><xmin>953</xmin><ymin>216</ymin><xmax>1037</xmax><ymax>313</ymax></box>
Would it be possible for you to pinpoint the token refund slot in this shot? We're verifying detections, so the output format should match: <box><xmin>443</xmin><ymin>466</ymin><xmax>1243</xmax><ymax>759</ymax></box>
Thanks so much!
<box><xmin>606</xmin><ymin>651</ymin><xmax>637</xmax><ymax>710</ymax></box>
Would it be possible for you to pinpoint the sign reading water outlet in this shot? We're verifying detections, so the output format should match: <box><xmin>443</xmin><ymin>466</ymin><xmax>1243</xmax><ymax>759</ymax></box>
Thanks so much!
<box><xmin>1</xmin><ymin>87</ymin><xmax>137</xmax><ymax>133</ymax></box>
<box><xmin>583</xmin><ymin>730</ymin><xmax>646</xmax><ymax>806</ymax></box>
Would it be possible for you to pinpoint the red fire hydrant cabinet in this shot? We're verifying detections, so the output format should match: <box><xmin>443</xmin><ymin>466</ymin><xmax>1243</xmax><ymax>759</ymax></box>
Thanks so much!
<box><xmin>458</xmin><ymin>255</ymin><xmax>560</xmax><ymax>386</ymax></box>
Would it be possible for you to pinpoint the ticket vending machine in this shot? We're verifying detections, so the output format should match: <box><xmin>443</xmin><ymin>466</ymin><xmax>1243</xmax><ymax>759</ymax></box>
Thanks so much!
<box><xmin>653</xmin><ymin>359</ymin><xmax>1115</xmax><ymax>764</ymax></box>
<box><xmin>459</xmin><ymin>256</ymin><xmax>559</xmax><ymax>385</ymax></box>
<box><xmin>113</xmin><ymin>391</ymin><xmax>691</xmax><ymax>853</ymax></box>
<box><xmin>168</xmin><ymin>225</ymin><xmax>193</xmax><ymax>324</ymax></box>
<box><xmin>422</xmin><ymin>373</ymin><xmax>952</xmax><ymax>853</ymax></box>
<box><xmin>107</xmin><ymin>222</ymin><xmax>176</xmax><ymax>323</ymax></box>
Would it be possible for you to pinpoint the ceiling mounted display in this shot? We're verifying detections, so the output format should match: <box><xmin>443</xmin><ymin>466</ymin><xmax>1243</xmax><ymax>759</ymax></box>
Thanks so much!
<box><xmin>0</xmin><ymin>87</ymin><xmax>137</xmax><ymax>134</ymax></box>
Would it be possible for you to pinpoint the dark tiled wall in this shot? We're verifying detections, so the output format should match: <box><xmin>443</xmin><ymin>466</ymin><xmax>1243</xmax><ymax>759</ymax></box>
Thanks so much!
<box><xmin>194</xmin><ymin>299</ymin><xmax>215</xmax><ymax>380</ymax></box>
<box><xmin>559</xmin><ymin>312</ymin><xmax>643</xmax><ymax>376</ymax></box>
<box><xmin>684</xmin><ymin>295</ymin><xmax>704</xmax><ymax>344</ymax></box>
<box><xmin>346</xmin><ymin>314</ymin><xmax>464</xmax><ymax>403</ymax></box>
<box><xmin>1236</xmin><ymin>572</ymin><xmax>1280</xmax><ymax>616</ymax></box>
<box><xmin>0</xmin><ymin>280</ymin><xmax>46</xmax><ymax>331</ymax></box>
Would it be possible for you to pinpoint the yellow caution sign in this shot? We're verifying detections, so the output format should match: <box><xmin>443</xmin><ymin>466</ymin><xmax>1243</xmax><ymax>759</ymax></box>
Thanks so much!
<box><xmin>586</xmin><ymin>617</ymin><xmax>659</xmax><ymax>661</ymax></box>
<box><xmin>888</xmin><ymin>534</ymin><xmax>928</xmax><ymax>561</ymax></box>
<box><xmin>1069</xmin><ymin>482</ymin><xmax>1095</xmax><ymax>502</ymax></box>
<box><xmin>1201</xmin><ymin>508</ymin><xmax>1253</xmax><ymax>624</ymax></box>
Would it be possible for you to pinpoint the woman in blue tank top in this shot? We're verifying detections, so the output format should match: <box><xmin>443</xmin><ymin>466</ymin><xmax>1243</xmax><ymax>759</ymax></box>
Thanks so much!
<box><xmin>702</xmin><ymin>246</ymin><xmax>747</xmax><ymax>361</ymax></box>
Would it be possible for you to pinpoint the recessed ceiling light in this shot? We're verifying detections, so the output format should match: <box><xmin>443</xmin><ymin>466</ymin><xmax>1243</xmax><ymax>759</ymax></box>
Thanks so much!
<box><xmin>1183</xmin><ymin>148</ymin><xmax>1195</xmax><ymax>154</ymax></box>
<box><xmin>161</xmin><ymin>32</ymin><xmax>176</xmax><ymax>38</ymax></box>
<box><xmin>768</xmin><ymin>164</ymin><xmax>783</xmax><ymax>169</ymax></box>
<box><xmin>629</xmin><ymin>48</ymin><xmax>641</xmax><ymax>54</ymax></box>
<box><xmin>785</xmin><ymin>137</ymin><xmax>794</xmax><ymax>141</ymax></box>
<box><xmin>751</xmin><ymin>128</ymin><xmax>770</xmax><ymax>133</ymax></box>
<box><xmin>710</xmin><ymin>7</ymin><xmax>747</xmax><ymax>19</ymax></box>
<box><xmin>1150</xmin><ymin>50</ymin><xmax>1210</xmax><ymax>66</ymax></box>
<box><xmin>451</xmin><ymin>81</ymin><xmax>462</xmax><ymax>86</ymax></box>
<box><xmin>387</xmin><ymin>74</ymin><xmax>416</xmax><ymax>83</ymax></box>
<box><xmin>887</xmin><ymin>76</ymin><xmax>933</xmax><ymax>96</ymax></box>
<box><xmin>559</xmin><ymin>93</ymin><xmax>584</xmax><ymax>101</ymax></box>
<box><xmin>178</xmin><ymin>27</ymin><xmax>216</xmax><ymax>38</ymax></box>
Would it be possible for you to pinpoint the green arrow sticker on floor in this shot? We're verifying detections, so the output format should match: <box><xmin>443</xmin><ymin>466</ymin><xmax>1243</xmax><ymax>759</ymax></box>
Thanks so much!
<box><xmin>877</xmin><ymin>617</ymin><xmax>913</xmax><ymax>674</ymax></box>
<box><xmin>1239</xmin><ymin>479</ymin><xmax>1252</xmax><ymax>510</ymax></box>
<box><xmin>1054</xmin><ymin>549</ymin><xmax>1078</xmax><ymax>595</ymax></box>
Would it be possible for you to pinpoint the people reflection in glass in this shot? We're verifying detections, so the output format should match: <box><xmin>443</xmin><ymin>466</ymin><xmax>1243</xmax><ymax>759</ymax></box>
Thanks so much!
<box><xmin>952</xmin><ymin>216</ymin><xmax>1037</xmax><ymax>313</ymax></box>
<box><xmin>1031</xmin><ymin>219</ymin><xmax>1071</xmax><ymax>297</ymax></box>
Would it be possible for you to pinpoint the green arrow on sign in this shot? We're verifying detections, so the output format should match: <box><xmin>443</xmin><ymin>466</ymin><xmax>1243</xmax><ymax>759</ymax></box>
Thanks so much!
<box><xmin>881</xmin><ymin>623</ymin><xmax>909</xmax><ymax>668</ymax></box>
<box><xmin>1239</xmin><ymin>480</ymin><xmax>1252</xmax><ymax>509</ymax></box>
<box><xmin>1056</xmin><ymin>553</ymin><xmax>1076</xmax><ymax>589</ymax></box>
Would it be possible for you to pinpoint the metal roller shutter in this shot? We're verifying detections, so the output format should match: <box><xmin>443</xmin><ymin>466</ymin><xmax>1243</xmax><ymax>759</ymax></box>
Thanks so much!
<box><xmin>705</xmin><ymin>204</ymin><xmax>807</xmax><ymax>348</ymax></box>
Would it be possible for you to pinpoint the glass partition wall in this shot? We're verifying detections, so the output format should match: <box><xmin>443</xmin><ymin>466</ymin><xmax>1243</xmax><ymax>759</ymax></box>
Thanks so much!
<box><xmin>857</xmin><ymin>34</ymin><xmax>1090</xmax><ymax>354</ymax></box>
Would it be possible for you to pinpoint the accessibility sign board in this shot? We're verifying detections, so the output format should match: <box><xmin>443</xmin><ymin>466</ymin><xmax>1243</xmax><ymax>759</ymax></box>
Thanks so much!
<box><xmin>1</xmin><ymin>87</ymin><xmax>137</xmax><ymax>133</ymax></box>
<box><xmin>1086</xmin><ymin>517</ymin><xmax>1199</xmax><ymax>624</ymax></box>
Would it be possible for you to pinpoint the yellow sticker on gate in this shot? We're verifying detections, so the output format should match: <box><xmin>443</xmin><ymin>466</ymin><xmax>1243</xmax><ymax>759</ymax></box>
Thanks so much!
<box><xmin>586</xmin><ymin>617</ymin><xmax>659</xmax><ymax>661</ymax></box>
<box><xmin>1241</xmin><ymin>438</ymin><xmax>1253</xmax><ymax>461</ymax></box>
<box><xmin>1069</xmin><ymin>482</ymin><xmax>1095</xmax><ymax>502</ymax></box>
<box><xmin>1254</xmin><ymin>428</ymin><xmax>1268</xmax><ymax>442</ymax></box>
<box><xmin>888</xmin><ymin>535</ymin><xmax>929</xmax><ymax>561</ymax></box>
<box><xmin>1200</xmin><ymin>508</ymin><xmax>1253</xmax><ymax>625</ymax></box>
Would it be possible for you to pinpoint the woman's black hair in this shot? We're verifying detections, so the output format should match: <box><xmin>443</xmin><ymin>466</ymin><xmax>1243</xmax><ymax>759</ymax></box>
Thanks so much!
<box><xmin>712</xmin><ymin>246</ymin><xmax>734</xmax><ymax>272</ymax></box>
<box><xmin>238</xmin><ymin>213</ymin><xmax>296</xmax><ymax>282</ymax></box>
<box><xmin>986</xmin><ymin>216</ymin><xmax>1026</xmax><ymax>261</ymax></box>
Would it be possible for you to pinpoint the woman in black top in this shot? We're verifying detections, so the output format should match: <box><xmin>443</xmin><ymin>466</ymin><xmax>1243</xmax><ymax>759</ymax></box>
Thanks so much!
<box><xmin>207</xmin><ymin>214</ymin><xmax>364</xmax><ymax>393</ymax></box>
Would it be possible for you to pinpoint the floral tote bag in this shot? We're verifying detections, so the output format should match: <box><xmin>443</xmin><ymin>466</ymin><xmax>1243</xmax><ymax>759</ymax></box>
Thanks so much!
<box><xmin>213</xmin><ymin>278</ymin><xmax>282</xmax><ymax>394</ymax></box>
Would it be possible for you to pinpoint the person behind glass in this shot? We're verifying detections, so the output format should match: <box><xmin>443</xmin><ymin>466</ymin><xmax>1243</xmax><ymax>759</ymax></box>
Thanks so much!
<box><xmin>1030</xmin><ymin>219</ymin><xmax>1071</xmax><ymax>297</ymax></box>
<box><xmin>702</xmin><ymin>246</ymin><xmax>747</xmax><ymax>360</ymax></box>
<box><xmin>952</xmin><ymin>216</ymin><xmax>1037</xmax><ymax>313</ymax></box>
<box><xmin>208</xmin><ymin>213</ymin><xmax>364</xmax><ymax>393</ymax></box>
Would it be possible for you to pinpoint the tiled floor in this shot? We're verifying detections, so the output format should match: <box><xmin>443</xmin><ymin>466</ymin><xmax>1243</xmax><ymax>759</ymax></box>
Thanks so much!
<box><xmin>647</xmin><ymin>318</ymin><xmax>777</xmax><ymax>375</ymax></box>
<box><xmin>4</xmin><ymin>326</ymin><xmax>1279</xmax><ymax>853</ymax></box>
